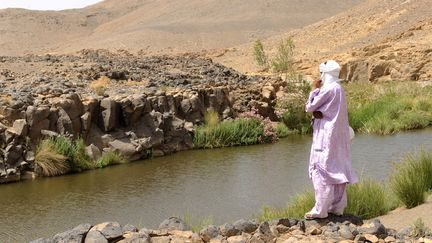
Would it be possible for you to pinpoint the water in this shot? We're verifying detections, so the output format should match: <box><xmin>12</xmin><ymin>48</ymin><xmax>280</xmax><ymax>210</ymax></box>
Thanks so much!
<box><xmin>0</xmin><ymin>129</ymin><xmax>431</xmax><ymax>242</ymax></box>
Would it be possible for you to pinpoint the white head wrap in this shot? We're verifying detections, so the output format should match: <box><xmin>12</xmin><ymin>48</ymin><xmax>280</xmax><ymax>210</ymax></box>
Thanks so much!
<box><xmin>319</xmin><ymin>60</ymin><xmax>341</xmax><ymax>87</ymax></box>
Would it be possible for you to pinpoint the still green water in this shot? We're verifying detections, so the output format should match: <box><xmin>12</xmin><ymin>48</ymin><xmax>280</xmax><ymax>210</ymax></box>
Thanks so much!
<box><xmin>0</xmin><ymin>129</ymin><xmax>431</xmax><ymax>242</ymax></box>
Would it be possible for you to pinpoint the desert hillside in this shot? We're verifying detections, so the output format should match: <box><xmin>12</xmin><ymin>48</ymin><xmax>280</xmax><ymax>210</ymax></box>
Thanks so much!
<box><xmin>215</xmin><ymin>0</ymin><xmax>432</xmax><ymax>82</ymax></box>
<box><xmin>0</xmin><ymin>0</ymin><xmax>362</xmax><ymax>55</ymax></box>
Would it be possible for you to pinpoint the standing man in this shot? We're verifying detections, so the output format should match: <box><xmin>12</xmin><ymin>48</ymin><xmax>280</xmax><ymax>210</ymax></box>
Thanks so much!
<box><xmin>304</xmin><ymin>60</ymin><xmax>358</xmax><ymax>219</ymax></box>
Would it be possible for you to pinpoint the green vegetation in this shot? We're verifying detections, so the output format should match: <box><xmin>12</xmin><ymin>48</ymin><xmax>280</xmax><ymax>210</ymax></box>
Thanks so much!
<box><xmin>35</xmin><ymin>140</ymin><xmax>69</xmax><ymax>176</ymax></box>
<box><xmin>258</xmin><ymin>180</ymin><xmax>393</xmax><ymax>222</ymax></box>
<box><xmin>183</xmin><ymin>214</ymin><xmax>214</xmax><ymax>233</ymax></box>
<box><xmin>346</xmin><ymin>179</ymin><xmax>392</xmax><ymax>219</ymax></box>
<box><xmin>390</xmin><ymin>150</ymin><xmax>432</xmax><ymax>208</ymax></box>
<box><xmin>46</xmin><ymin>136</ymin><xmax>94</xmax><ymax>172</ymax></box>
<box><xmin>96</xmin><ymin>150</ymin><xmax>128</xmax><ymax>168</ymax></box>
<box><xmin>271</xmin><ymin>37</ymin><xmax>295</xmax><ymax>76</ymax></box>
<box><xmin>253</xmin><ymin>40</ymin><xmax>269</xmax><ymax>69</ymax></box>
<box><xmin>410</xmin><ymin>218</ymin><xmax>432</xmax><ymax>238</ymax></box>
<box><xmin>275</xmin><ymin>122</ymin><xmax>289</xmax><ymax>138</ymax></box>
<box><xmin>204</xmin><ymin>109</ymin><xmax>219</xmax><ymax>128</ymax></box>
<box><xmin>193</xmin><ymin>118</ymin><xmax>265</xmax><ymax>149</ymax></box>
<box><xmin>346</xmin><ymin>82</ymin><xmax>432</xmax><ymax>135</ymax></box>
<box><xmin>276</xmin><ymin>79</ymin><xmax>312</xmax><ymax>134</ymax></box>
<box><xmin>35</xmin><ymin>135</ymin><xmax>129</xmax><ymax>177</ymax></box>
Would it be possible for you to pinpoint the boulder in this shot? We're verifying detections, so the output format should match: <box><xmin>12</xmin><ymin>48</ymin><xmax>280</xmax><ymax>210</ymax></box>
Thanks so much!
<box><xmin>7</xmin><ymin>119</ymin><xmax>28</xmax><ymax>137</ymax></box>
<box><xmin>158</xmin><ymin>217</ymin><xmax>191</xmax><ymax>231</ymax></box>
<box><xmin>199</xmin><ymin>225</ymin><xmax>221</xmax><ymax>242</ymax></box>
<box><xmin>100</xmin><ymin>98</ymin><xmax>120</xmax><ymax>132</ymax></box>
<box><xmin>219</xmin><ymin>223</ymin><xmax>239</xmax><ymax>237</ymax></box>
<box><xmin>86</xmin><ymin>144</ymin><xmax>102</xmax><ymax>161</ymax></box>
<box><xmin>88</xmin><ymin>222</ymin><xmax>123</xmax><ymax>241</ymax></box>
<box><xmin>52</xmin><ymin>223</ymin><xmax>92</xmax><ymax>243</ymax></box>
<box><xmin>57</xmin><ymin>108</ymin><xmax>74</xmax><ymax>135</ymax></box>
<box><xmin>118</xmin><ymin>232</ymin><xmax>150</xmax><ymax>243</ymax></box>
<box><xmin>233</xmin><ymin>219</ymin><xmax>258</xmax><ymax>234</ymax></box>
<box><xmin>109</xmin><ymin>139</ymin><xmax>140</xmax><ymax>161</ymax></box>
<box><xmin>84</xmin><ymin>230</ymin><xmax>108</xmax><ymax>243</ymax></box>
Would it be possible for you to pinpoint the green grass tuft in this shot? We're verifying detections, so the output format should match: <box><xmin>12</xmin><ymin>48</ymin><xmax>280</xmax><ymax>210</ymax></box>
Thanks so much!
<box><xmin>35</xmin><ymin>140</ymin><xmax>70</xmax><ymax>176</ymax></box>
<box><xmin>390</xmin><ymin>150</ymin><xmax>432</xmax><ymax>208</ymax></box>
<box><xmin>193</xmin><ymin>118</ymin><xmax>265</xmax><ymax>149</ymax></box>
<box><xmin>345</xmin><ymin>179</ymin><xmax>392</xmax><ymax>219</ymax></box>
<box><xmin>276</xmin><ymin>122</ymin><xmax>289</xmax><ymax>138</ymax></box>
<box><xmin>96</xmin><ymin>151</ymin><xmax>128</xmax><ymax>168</ymax></box>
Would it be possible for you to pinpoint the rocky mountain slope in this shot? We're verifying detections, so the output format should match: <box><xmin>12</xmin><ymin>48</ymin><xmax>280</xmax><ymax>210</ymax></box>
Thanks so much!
<box><xmin>0</xmin><ymin>0</ymin><xmax>362</xmax><ymax>55</ymax></box>
<box><xmin>215</xmin><ymin>0</ymin><xmax>432</xmax><ymax>82</ymax></box>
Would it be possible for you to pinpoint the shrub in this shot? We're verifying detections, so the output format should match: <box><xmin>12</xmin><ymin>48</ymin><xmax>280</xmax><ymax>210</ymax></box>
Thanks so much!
<box><xmin>258</xmin><ymin>190</ymin><xmax>315</xmax><ymax>221</ymax></box>
<box><xmin>410</xmin><ymin>218</ymin><xmax>432</xmax><ymax>238</ymax></box>
<box><xmin>390</xmin><ymin>150</ymin><xmax>432</xmax><ymax>208</ymax></box>
<box><xmin>90</xmin><ymin>76</ymin><xmax>111</xmax><ymax>96</ymax></box>
<box><xmin>204</xmin><ymin>109</ymin><xmax>219</xmax><ymax>128</ymax></box>
<box><xmin>271</xmin><ymin>37</ymin><xmax>295</xmax><ymax>76</ymax></box>
<box><xmin>96</xmin><ymin>151</ymin><xmax>128</xmax><ymax>168</ymax></box>
<box><xmin>276</xmin><ymin>122</ymin><xmax>289</xmax><ymax>138</ymax></box>
<box><xmin>35</xmin><ymin>140</ymin><xmax>69</xmax><ymax>176</ymax></box>
<box><xmin>253</xmin><ymin>40</ymin><xmax>269</xmax><ymax>69</ymax></box>
<box><xmin>345</xmin><ymin>179</ymin><xmax>391</xmax><ymax>219</ymax></box>
<box><xmin>193</xmin><ymin>118</ymin><xmax>265</xmax><ymax>149</ymax></box>
<box><xmin>47</xmin><ymin>136</ymin><xmax>94</xmax><ymax>172</ymax></box>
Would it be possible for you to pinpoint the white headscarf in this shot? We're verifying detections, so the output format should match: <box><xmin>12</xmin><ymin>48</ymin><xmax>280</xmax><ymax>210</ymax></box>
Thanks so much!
<box><xmin>319</xmin><ymin>60</ymin><xmax>341</xmax><ymax>87</ymax></box>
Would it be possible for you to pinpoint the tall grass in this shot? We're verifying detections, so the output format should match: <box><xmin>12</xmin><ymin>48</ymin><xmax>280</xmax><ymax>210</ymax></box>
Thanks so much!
<box><xmin>276</xmin><ymin>122</ymin><xmax>289</xmax><ymax>138</ymax></box>
<box><xmin>47</xmin><ymin>136</ymin><xmax>94</xmax><ymax>172</ymax></box>
<box><xmin>346</xmin><ymin>82</ymin><xmax>432</xmax><ymax>135</ymax></box>
<box><xmin>258</xmin><ymin>190</ymin><xmax>315</xmax><ymax>222</ymax></box>
<box><xmin>258</xmin><ymin>179</ymin><xmax>395</xmax><ymax>222</ymax></box>
<box><xmin>345</xmin><ymin>179</ymin><xmax>392</xmax><ymax>219</ymax></box>
<box><xmin>96</xmin><ymin>151</ymin><xmax>128</xmax><ymax>168</ymax></box>
<box><xmin>390</xmin><ymin>150</ymin><xmax>432</xmax><ymax>208</ymax></box>
<box><xmin>182</xmin><ymin>214</ymin><xmax>214</xmax><ymax>233</ymax></box>
<box><xmin>193</xmin><ymin>118</ymin><xmax>265</xmax><ymax>149</ymax></box>
<box><xmin>35</xmin><ymin>140</ymin><xmax>70</xmax><ymax>176</ymax></box>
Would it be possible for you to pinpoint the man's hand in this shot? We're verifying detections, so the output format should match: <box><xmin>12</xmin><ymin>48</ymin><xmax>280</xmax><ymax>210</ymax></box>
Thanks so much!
<box><xmin>312</xmin><ymin>80</ymin><xmax>322</xmax><ymax>90</ymax></box>
<box><xmin>313</xmin><ymin>111</ymin><xmax>323</xmax><ymax>119</ymax></box>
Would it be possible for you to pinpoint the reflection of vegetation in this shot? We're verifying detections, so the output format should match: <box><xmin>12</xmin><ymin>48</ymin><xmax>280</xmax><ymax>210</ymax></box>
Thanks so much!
<box><xmin>391</xmin><ymin>150</ymin><xmax>432</xmax><ymax>208</ymax></box>
<box><xmin>346</xmin><ymin>82</ymin><xmax>432</xmax><ymax>135</ymax></box>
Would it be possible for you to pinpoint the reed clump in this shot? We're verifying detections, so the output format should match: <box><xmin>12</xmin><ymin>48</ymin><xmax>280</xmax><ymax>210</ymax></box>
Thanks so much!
<box><xmin>35</xmin><ymin>140</ymin><xmax>69</xmax><ymax>176</ymax></box>
<box><xmin>390</xmin><ymin>150</ymin><xmax>432</xmax><ymax>208</ymax></box>
<box><xmin>96</xmin><ymin>150</ymin><xmax>128</xmax><ymax>168</ymax></box>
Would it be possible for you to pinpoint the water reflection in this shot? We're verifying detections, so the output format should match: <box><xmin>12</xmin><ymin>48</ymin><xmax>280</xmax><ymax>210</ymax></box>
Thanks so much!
<box><xmin>0</xmin><ymin>129</ymin><xmax>431</xmax><ymax>241</ymax></box>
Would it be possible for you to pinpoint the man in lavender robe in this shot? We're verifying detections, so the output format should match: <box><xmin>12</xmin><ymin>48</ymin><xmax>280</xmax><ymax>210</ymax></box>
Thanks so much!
<box><xmin>304</xmin><ymin>60</ymin><xmax>358</xmax><ymax>219</ymax></box>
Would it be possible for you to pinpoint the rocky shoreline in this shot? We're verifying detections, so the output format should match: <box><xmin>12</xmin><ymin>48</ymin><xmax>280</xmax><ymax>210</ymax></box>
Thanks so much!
<box><xmin>30</xmin><ymin>215</ymin><xmax>430</xmax><ymax>243</ymax></box>
<box><xmin>0</xmin><ymin>50</ymin><xmax>286</xmax><ymax>183</ymax></box>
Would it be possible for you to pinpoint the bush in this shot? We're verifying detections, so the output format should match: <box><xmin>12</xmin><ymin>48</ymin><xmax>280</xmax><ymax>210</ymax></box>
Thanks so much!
<box><xmin>47</xmin><ymin>136</ymin><xmax>94</xmax><ymax>172</ymax></box>
<box><xmin>271</xmin><ymin>37</ymin><xmax>295</xmax><ymax>75</ymax></box>
<box><xmin>276</xmin><ymin>123</ymin><xmax>289</xmax><ymax>138</ymax></box>
<box><xmin>90</xmin><ymin>76</ymin><xmax>111</xmax><ymax>96</ymax></box>
<box><xmin>96</xmin><ymin>151</ymin><xmax>128</xmax><ymax>168</ymax></box>
<box><xmin>253</xmin><ymin>40</ymin><xmax>269</xmax><ymax>69</ymax></box>
<box><xmin>204</xmin><ymin>109</ymin><xmax>219</xmax><ymax>128</ymax></box>
<box><xmin>345</xmin><ymin>179</ymin><xmax>392</xmax><ymax>219</ymax></box>
<box><xmin>390</xmin><ymin>150</ymin><xmax>432</xmax><ymax>208</ymax></box>
<box><xmin>193</xmin><ymin>118</ymin><xmax>266</xmax><ymax>149</ymax></box>
<box><xmin>35</xmin><ymin>140</ymin><xmax>70</xmax><ymax>176</ymax></box>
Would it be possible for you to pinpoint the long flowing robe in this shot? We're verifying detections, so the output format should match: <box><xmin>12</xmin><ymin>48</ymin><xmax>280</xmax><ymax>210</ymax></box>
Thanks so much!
<box><xmin>305</xmin><ymin>82</ymin><xmax>358</xmax><ymax>186</ymax></box>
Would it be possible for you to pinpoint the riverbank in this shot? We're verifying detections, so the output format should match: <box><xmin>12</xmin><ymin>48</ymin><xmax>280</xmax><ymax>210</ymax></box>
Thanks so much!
<box><xmin>0</xmin><ymin>50</ymin><xmax>287</xmax><ymax>183</ymax></box>
<box><xmin>31</xmin><ymin>214</ymin><xmax>430</xmax><ymax>242</ymax></box>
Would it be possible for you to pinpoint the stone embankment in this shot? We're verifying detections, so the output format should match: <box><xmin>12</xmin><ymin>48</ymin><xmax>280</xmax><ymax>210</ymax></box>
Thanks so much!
<box><xmin>31</xmin><ymin>215</ymin><xmax>429</xmax><ymax>243</ymax></box>
<box><xmin>0</xmin><ymin>50</ymin><xmax>287</xmax><ymax>183</ymax></box>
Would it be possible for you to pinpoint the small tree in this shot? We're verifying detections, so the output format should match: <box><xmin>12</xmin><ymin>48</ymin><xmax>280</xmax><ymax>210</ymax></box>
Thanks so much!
<box><xmin>271</xmin><ymin>37</ymin><xmax>295</xmax><ymax>78</ymax></box>
<box><xmin>253</xmin><ymin>40</ymin><xmax>269</xmax><ymax>69</ymax></box>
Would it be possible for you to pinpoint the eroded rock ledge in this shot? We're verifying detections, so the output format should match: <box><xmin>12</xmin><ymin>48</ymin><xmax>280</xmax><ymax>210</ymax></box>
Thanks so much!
<box><xmin>0</xmin><ymin>50</ymin><xmax>287</xmax><ymax>183</ymax></box>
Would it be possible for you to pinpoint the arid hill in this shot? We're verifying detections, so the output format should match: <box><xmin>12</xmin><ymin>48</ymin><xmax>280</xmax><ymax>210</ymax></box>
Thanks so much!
<box><xmin>215</xmin><ymin>0</ymin><xmax>432</xmax><ymax>82</ymax></box>
<box><xmin>0</xmin><ymin>0</ymin><xmax>362</xmax><ymax>56</ymax></box>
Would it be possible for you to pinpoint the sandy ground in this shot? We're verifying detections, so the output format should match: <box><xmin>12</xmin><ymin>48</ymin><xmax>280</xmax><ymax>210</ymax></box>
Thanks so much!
<box><xmin>377</xmin><ymin>196</ymin><xmax>432</xmax><ymax>230</ymax></box>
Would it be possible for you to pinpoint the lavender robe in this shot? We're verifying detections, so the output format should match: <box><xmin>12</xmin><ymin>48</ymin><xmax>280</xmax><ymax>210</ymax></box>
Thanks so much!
<box><xmin>306</xmin><ymin>82</ymin><xmax>358</xmax><ymax>185</ymax></box>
